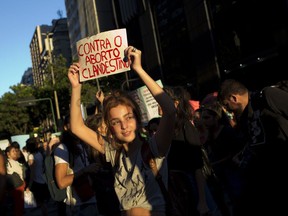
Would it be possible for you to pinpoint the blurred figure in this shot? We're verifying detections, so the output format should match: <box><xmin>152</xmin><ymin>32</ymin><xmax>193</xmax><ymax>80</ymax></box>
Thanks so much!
<box><xmin>22</xmin><ymin>146</ymin><xmax>29</xmax><ymax>162</ymax></box>
<box><xmin>84</xmin><ymin>113</ymin><xmax>121</xmax><ymax>216</ymax></box>
<box><xmin>53</xmin><ymin>114</ymin><xmax>100</xmax><ymax>216</ymax></box>
<box><xmin>86</xmin><ymin>90</ymin><xmax>105</xmax><ymax>116</ymax></box>
<box><xmin>146</xmin><ymin>117</ymin><xmax>161</xmax><ymax>137</ymax></box>
<box><xmin>217</xmin><ymin>79</ymin><xmax>288</xmax><ymax>215</ymax></box>
<box><xmin>0</xmin><ymin>151</ymin><xmax>7</xmax><ymax>214</ymax></box>
<box><xmin>26</xmin><ymin>137</ymin><xmax>50</xmax><ymax>216</ymax></box>
<box><xmin>5</xmin><ymin>145</ymin><xmax>26</xmax><ymax>216</ymax></box>
<box><xmin>10</xmin><ymin>141</ymin><xmax>28</xmax><ymax>168</ymax></box>
<box><xmin>163</xmin><ymin>86</ymin><xmax>218</xmax><ymax>216</ymax></box>
<box><xmin>199</xmin><ymin>102</ymin><xmax>245</xmax><ymax>216</ymax></box>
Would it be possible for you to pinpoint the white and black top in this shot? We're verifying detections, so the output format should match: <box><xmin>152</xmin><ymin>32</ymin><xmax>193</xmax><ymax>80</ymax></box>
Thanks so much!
<box><xmin>105</xmin><ymin>135</ymin><xmax>167</xmax><ymax>212</ymax></box>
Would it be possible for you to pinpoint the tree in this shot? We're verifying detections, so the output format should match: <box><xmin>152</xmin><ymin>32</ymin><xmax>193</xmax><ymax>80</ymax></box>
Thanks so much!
<box><xmin>0</xmin><ymin>85</ymin><xmax>35</xmax><ymax>135</ymax></box>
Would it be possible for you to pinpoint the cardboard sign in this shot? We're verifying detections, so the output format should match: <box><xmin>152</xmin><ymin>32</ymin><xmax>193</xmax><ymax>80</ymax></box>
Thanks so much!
<box><xmin>130</xmin><ymin>80</ymin><xmax>163</xmax><ymax>124</ymax></box>
<box><xmin>76</xmin><ymin>28</ymin><xmax>130</xmax><ymax>82</ymax></box>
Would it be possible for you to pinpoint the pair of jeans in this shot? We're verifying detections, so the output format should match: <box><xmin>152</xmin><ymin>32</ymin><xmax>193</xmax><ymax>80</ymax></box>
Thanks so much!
<box><xmin>66</xmin><ymin>202</ymin><xmax>100</xmax><ymax>216</ymax></box>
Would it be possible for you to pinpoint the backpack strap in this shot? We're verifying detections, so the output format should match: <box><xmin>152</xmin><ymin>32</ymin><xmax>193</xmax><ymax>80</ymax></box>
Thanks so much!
<box><xmin>141</xmin><ymin>140</ymin><xmax>175</xmax><ymax>213</ymax></box>
<box><xmin>141</xmin><ymin>141</ymin><xmax>158</xmax><ymax>176</ymax></box>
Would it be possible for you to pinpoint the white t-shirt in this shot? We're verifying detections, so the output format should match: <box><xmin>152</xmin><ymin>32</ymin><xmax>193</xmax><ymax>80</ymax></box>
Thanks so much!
<box><xmin>54</xmin><ymin>143</ymin><xmax>97</xmax><ymax>206</ymax></box>
<box><xmin>6</xmin><ymin>158</ymin><xmax>24</xmax><ymax>181</ymax></box>
<box><xmin>105</xmin><ymin>135</ymin><xmax>167</xmax><ymax>212</ymax></box>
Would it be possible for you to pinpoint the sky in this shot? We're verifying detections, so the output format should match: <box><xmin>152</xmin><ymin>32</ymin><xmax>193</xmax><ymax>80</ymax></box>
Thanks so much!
<box><xmin>0</xmin><ymin>0</ymin><xmax>66</xmax><ymax>98</ymax></box>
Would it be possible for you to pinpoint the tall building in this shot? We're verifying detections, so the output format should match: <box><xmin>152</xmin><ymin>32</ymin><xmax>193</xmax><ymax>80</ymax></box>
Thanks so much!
<box><xmin>64</xmin><ymin>0</ymin><xmax>116</xmax><ymax>60</ymax></box>
<box><xmin>21</xmin><ymin>67</ymin><xmax>33</xmax><ymax>86</ymax></box>
<box><xmin>29</xmin><ymin>18</ymin><xmax>71</xmax><ymax>87</ymax></box>
<box><xmin>30</xmin><ymin>25</ymin><xmax>53</xmax><ymax>86</ymax></box>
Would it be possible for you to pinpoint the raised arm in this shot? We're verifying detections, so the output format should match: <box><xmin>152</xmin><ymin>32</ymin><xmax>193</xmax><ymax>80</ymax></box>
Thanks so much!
<box><xmin>68</xmin><ymin>63</ymin><xmax>104</xmax><ymax>153</ymax></box>
<box><xmin>124</xmin><ymin>46</ymin><xmax>176</xmax><ymax>155</ymax></box>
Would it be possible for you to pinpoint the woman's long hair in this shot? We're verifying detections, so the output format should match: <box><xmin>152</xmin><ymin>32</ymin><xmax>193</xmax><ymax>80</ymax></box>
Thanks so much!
<box><xmin>60</xmin><ymin>114</ymin><xmax>82</xmax><ymax>156</ymax></box>
<box><xmin>85</xmin><ymin>113</ymin><xmax>106</xmax><ymax>162</ymax></box>
<box><xmin>164</xmin><ymin>86</ymin><xmax>194</xmax><ymax>135</ymax></box>
<box><xmin>102</xmin><ymin>90</ymin><xmax>142</xmax><ymax>150</ymax></box>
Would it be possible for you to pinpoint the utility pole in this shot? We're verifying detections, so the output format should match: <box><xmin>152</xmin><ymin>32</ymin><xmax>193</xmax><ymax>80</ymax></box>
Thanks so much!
<box><xmin>43</xmin><ymin>33</ymin><xmax>61</xmax><ymax>130</ymax></box>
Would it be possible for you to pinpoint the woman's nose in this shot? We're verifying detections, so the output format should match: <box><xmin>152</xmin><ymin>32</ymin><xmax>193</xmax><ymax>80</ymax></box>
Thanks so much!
<box><xmin>120</xmin><ymin>120</ymin><xmax>128</xmax><ymax>129</ymax></box>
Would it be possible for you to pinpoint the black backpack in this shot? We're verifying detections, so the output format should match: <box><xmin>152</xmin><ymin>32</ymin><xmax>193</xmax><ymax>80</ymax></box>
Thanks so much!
<box><xmin>43</xmin><ymin>143</ymin><xmax>73</xmax><ymax>202</ymax></box>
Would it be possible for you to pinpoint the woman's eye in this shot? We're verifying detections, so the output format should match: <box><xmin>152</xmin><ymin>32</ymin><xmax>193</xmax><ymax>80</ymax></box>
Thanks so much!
<box><xmin>111</xmin><ymin>120</ymin><xmax>120</xmax><ymax>126</ymax></box>
<box><xmin>127</xmin><ymin>115</ymin><xmax>134</xmax><ymax>120</ymax></box>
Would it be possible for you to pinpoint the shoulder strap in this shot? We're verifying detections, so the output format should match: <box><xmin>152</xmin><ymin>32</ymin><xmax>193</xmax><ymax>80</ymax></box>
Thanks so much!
<box><xmin>114</xmin><ymin>148</ymin><xmax>121</xmax><ymax>170</ymax></box>
<box><xmin>141</xmin><ymin>141</ymin><xmax>174</xmax><ymax>209</ymax></box>
<box><xmin>141</xmin><ymin>141</ymin><xmax>158</xmax><ymax>176</ymax></box>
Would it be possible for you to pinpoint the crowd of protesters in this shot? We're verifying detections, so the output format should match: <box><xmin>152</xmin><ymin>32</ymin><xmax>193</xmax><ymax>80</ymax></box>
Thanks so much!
<box><xmin>0</xmin><ymin>45</ymin><xmax>287</xmax><ymax>216</ymax></box>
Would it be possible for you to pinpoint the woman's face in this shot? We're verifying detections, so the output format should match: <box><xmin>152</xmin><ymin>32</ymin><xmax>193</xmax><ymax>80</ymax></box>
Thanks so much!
<box><xmin>201</xmin><ymin>110</ymin><xmax>218</xmax><ymax>128</ymax></box>
<box><xmin>109</xmin><ymin>104</ymin><xmax>137</xmax><ymax>144</ymax></box>
<box><xmin>8</xmin><ymin>147</ymin><xmax>18</xmax><ymax>160</ymax></box>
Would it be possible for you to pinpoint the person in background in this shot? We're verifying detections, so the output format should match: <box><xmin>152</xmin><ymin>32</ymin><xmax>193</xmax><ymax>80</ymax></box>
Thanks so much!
<box><xmin>53</xmin><ymin>114</ymin><xmax>100</xmax><ymax>216</ymax></box>
<box><xmin>0</xmin><ymin>151</ymin><xmax>7</xmax><ymax>214</ymax></box>
<box><xmin>22</xmin><ymin>146</ymin><xmax>29</xmax><ymax>162</ymax></box>
<box><xmin>217</xmin><ymin>79</ymin><xmax>288</xmax><ymax>215</ymax></box>
<box><xmin>26</xmin><ymin>137</ymin><xmax>50</xmax><ymax>216</ymax></box>
<box><xmin>5</xmin><ymin>145</ymin><xmax>26</xmax><ymax>216</ymax></box>
<box><xmin>68</xmin><ymin>46</ymin><xmax>176</xmax><ymax>216</ymax></box>
<box><xmin>85</xmin><ymin>90</ymin><xmax>105</xmax><ymax>116</ymax></box>
<box><xmin>41</xmin><ymin>141</ymin><xmax>48</xmax><ymax>154</ymax></box>
<box><xmin>10</xmin><ymin>141</ymin><xmax>28</xmax><ymax>170</ymax></box>
<box><xmin>162</xmin><ymin>86</ymin><xmax>218</xmax><ymax>216</ymax></box>
<box><xmin>10</xmin><ymin>141</ymin><xmax>30</xmax><ymax>188</ymax></box>
<box><xmin>84</xmin><ymin>113</ymin><xmax>121</xmax><ymax>216</ymax></box>
<box><xmin>199</xmin><ymin>102</ymin><xmax>244</xmax><ymax>216</ymax></box>
<box><xmin>146</xmin><ymin>117</ymin><xmax>161</xmax><ymax>137</ymax></box>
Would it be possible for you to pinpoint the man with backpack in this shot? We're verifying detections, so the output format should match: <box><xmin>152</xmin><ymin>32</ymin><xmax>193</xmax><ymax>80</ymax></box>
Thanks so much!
<box><xmin>48</xmin><ymin>115</ymin><xmax>100</xmax><ymax>216</ymax></box>
<box><xmin>217</xmin><ymin>79</ymin><xmax>288</xmax><ymax>216</ymax></box>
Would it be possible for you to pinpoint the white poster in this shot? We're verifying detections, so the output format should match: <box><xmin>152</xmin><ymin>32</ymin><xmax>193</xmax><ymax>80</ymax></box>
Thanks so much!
<box><xmin>76</xmin><ymin>28</ymin><xmax>130</xmax><ymax>82</ymax></box>
<box><xmin>130</xmin><ymin>80</ymin><xmax>163</xmax><ymax>124</ymax></box>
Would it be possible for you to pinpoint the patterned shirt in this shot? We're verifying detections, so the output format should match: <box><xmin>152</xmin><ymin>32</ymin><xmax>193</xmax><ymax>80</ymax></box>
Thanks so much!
<box><xmin>105</xmin><ymin>135</ymin><xmax>167</xmax><ymax>212</ymax></box>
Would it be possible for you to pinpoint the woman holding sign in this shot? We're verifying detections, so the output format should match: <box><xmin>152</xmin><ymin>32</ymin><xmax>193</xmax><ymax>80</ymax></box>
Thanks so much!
<box><xmin>68</xmin><ymin>46</ymin><xmax>176</xmax><ymax>216</ymax></box>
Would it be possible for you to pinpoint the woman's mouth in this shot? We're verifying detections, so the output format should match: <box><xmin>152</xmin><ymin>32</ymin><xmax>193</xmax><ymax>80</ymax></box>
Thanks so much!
<box><xmin>122</xmin><ymin>131</ymin><xmax>131</xmax><ymax>137</ymax></box>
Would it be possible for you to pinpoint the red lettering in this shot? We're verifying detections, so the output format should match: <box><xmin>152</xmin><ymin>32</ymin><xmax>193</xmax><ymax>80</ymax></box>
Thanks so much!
<box><xmin>81</xmin><ymin>68</ymin><xmax>88</xmax><ymax>78</ymax></box>
<box><xmin>78</xmin><ymin>44</ymin><xmax>84</xmax><ymax>56</ymax></box>
<box><xmin>114</xmin><ymin>35</ymin><xmax>122</xmax><ymax>47</ymax></box>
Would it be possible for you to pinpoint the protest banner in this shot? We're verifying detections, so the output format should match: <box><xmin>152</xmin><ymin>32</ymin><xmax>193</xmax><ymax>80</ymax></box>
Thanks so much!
<box><xmin>77</xmin><ymin>28</ymin><xmax>130</xmax><ymax>82</ymax></box>
<box><xmin>130</xmin><ymin>80</ymin><xmax>163</xmax><ymax>124</ymax></box>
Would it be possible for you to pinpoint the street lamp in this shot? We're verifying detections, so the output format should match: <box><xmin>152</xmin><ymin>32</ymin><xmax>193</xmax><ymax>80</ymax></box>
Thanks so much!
<box><xmin>42</xmin><ymin>32</ymin><xmax>61</xmax><ymax>124</ymax></box>
<box><xmin>18</xmin><ymin>98</ymin><xmax>57</xmax><ymax>132</ymax></box>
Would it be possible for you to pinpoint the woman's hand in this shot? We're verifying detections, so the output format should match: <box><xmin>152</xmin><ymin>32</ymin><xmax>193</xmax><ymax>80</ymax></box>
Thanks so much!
<box><xmin>96</xmin><ymin>90</ymin><xmax>105</xmax><ymax>104</ymax></box>
<box><xmin>68</xmin><ymin>62</ymin><xmax>81</xmax><ymax>88</ymax></box>
<box><xmin>124</xmin><ymin>46</ymin><xmax>142</xmax><ymax>72</ymax></box>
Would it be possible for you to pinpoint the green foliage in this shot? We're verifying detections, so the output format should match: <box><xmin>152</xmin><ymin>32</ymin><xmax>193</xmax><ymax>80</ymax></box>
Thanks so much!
<box><xmin>0</xmin><ymin>87</ymin><xmax>34</xmax><ymax>135</ymax></box>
